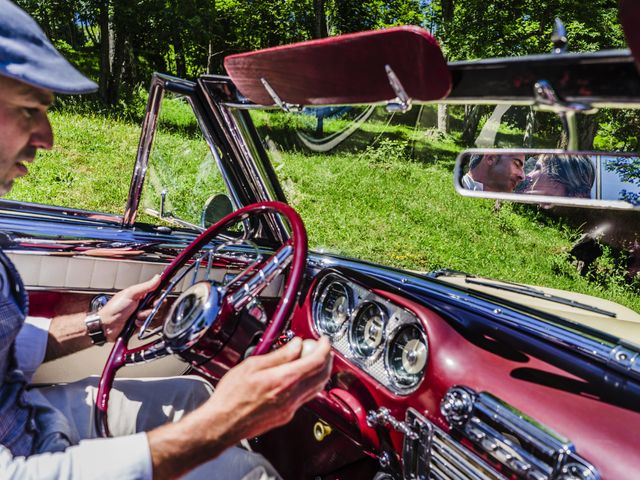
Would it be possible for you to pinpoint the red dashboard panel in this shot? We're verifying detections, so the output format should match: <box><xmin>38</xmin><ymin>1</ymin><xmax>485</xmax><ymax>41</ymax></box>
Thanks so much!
<box><xmin>290</xmin><ymin>282</ymin><xmax>638</xmax><ymax>479</ymax></box>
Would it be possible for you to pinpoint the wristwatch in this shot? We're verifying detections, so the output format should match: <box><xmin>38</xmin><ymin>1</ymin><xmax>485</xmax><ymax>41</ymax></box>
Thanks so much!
<box><xmin>85</xmin><ymin>312</ymin><xmax>107</xmax><ymax>346</ymax></box>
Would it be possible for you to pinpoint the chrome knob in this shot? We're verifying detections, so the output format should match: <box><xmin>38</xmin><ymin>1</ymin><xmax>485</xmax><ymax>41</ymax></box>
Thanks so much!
<box><xmin>440</xmin><ymin>386</ymin><xmax>474</xmax><ymax>425</ymax></box>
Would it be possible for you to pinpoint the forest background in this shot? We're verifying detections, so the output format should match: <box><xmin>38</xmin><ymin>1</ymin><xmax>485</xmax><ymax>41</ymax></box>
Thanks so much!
<box><xmin>16</xmin><ymin>0</ymin><xmax>637</xmax><ymax>149</ymax></box>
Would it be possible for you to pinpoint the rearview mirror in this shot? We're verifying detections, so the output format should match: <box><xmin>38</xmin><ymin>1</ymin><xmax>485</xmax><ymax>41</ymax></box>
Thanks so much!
<box><xmin>454</xmin><ymin>149</ymin><xmax>640</xmax><ymax>209</ymax></box>
<box><xmin>201</xmin><ymin>194</ymin><xmax>233</xmax><ymax>228</ymax></box>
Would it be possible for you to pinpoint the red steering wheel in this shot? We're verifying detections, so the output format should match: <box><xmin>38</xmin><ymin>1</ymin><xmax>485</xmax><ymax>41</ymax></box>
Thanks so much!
<box><xmin>95</xmin><ymin>201</ymin><xmax>307</xmax><ymax>437</ymax></box>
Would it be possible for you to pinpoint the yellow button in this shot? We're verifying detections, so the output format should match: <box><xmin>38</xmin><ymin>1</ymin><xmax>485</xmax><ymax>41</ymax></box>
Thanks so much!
<box><xmin>313</xmin><ymin>420</ymin><xmax>332</xmax><ymax>441</ymax></box>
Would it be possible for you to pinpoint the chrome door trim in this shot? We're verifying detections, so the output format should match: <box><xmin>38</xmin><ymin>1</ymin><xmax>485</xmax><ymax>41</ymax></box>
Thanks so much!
<box><xmin>198</xmin><ymin>77</ymin><xmax>289</xmax><ymax>243</ymax></box>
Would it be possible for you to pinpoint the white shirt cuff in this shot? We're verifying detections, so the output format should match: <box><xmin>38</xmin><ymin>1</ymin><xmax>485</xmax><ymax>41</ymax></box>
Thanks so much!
<box><xmin>0</xmin><ymin>433</ymin><xmax>152</xmax><ymax>480</ymax></box>
<box><xmin>70</xmin><ymin>433</ymin><xmax>153</xmax><ymax>479</ymax></box>
<box><xmin>15</xmin><ymin>316</ymin><xmax>51</xmax><ymax>380</ymax></box>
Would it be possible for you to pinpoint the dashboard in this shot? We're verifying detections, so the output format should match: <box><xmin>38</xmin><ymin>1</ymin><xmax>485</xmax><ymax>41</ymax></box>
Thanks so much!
<box><xmin>284</xmin><ymin>265</ymin><xmax>640</xmax><ymax>480</ymax></box>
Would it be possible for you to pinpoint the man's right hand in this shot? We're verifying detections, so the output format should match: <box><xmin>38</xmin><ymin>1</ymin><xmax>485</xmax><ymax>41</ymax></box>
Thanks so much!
<box><xmin>147</xmin><ymin>337</ymin><xmax>333</xmax><ymax>479</ymax></box>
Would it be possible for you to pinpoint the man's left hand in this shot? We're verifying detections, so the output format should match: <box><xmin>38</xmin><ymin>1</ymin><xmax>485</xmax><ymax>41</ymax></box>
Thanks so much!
<box><xmin>99</xmin><ymin>274</ymin><xmax>161</xmax><ymax>342</ymax></box>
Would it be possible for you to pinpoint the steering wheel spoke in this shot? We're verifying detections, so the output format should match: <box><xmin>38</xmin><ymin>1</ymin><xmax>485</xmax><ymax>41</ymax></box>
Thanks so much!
<box><xmin>124</xmin><ymin>338</ymin><xmax>169</xmax><ymax>365</ymax></box>
<box><xmin>228</xmin><ymin>241</ymin><xmax>295</xmax><ymax>312</ymax></box>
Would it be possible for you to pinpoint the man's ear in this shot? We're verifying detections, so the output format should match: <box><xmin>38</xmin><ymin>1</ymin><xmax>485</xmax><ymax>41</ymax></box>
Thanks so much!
<box><xmin>484</xmin><ymin>155</ymin><xmax>496</xmax><ymax>165</ymax></box>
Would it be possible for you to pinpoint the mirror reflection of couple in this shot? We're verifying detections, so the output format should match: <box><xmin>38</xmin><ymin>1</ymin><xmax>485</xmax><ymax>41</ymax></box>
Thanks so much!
<box><xmin>463</xmin><ymin>153</ymin><xmax>595</xmax><ymax>198</ymax></box>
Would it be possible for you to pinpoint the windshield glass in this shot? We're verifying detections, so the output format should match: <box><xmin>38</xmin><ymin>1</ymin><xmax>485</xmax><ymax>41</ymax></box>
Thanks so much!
<box><xmin>140</xmin><ymin>92</ymin><xmax>232</xmax><ymax>228</ymax></box>
<box><xmin>245</xmin><ymin>103</ymin><xmax>640</xmax><ymax>317</ymax></box>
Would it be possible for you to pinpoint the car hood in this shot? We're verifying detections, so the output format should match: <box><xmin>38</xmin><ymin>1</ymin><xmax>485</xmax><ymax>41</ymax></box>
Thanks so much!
<box><xmin>437</xmin><ymin>274</ymin><xmax>640</xmax><ymax>345</ymax></box>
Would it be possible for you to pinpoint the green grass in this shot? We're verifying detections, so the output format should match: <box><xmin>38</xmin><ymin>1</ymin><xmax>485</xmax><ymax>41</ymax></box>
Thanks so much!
<box><xmin>6</xmin><ymin>106</ymin><xmax>640</xmax><ymax>314</ymax></box>
<box><xmin>276</xmin><ymin>147</ymin><xmax>640</xmax><ymax>312</ymax></box>
<box><xmin>8</xmin><ymin>111</ymin><xmax>139</xmax><ymax>214</ymax></box>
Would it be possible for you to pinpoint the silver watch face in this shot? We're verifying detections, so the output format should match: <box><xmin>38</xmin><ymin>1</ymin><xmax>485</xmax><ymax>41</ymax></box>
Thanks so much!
<box><xmin>85</xmin><ymin>313</ymin><xmax>102</xmax><ymax>331</ymax></box>
<box><xmin>85</xmin><ymin>313</ymin><xmax>106</xmax><ymax>344</ymax></box>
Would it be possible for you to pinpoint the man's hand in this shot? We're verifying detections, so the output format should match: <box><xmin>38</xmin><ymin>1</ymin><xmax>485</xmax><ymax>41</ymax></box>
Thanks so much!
<box><xmin>44</xmin><ymin>275</ymin><xmax>161</xmax><ymax>361</ymax></box>
<box><xmin>99</xmin><ymin>274</ymin><xmax>161</xmax><ymax>342</ymax></box>
<box><xmin>204</xmin><ymin>336</ymin><xmax>333</xmax><ymax>440</ymax></box>
<box><xmin>147</xmin><ymin>337</ymin><xmax>333</xmax><ymax>479</ymax></box>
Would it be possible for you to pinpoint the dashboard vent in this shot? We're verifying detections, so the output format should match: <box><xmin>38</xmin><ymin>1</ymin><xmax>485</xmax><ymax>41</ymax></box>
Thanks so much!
<box><xmin>404</xmin><ymin>408</ymin><xmax>505</xmax><ymax>480</ymax></box>
<box><xmin>439</xmin><ymin>387</ymin><xmax>599</xmax><ymax>480</ymax></box>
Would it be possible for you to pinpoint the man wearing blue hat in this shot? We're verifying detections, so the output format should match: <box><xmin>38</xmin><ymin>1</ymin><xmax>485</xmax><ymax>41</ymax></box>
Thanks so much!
<box><xmin>0</xmin><ymin>1</ymin><xmax>332</xmax><ymax>478</ymax></box>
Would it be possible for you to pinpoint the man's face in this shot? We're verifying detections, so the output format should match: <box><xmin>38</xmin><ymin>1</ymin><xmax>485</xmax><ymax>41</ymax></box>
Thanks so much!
<box><xmin>484</xmin><ymin>154</ymin><xmax>525</xmax><ymax>192</ymax></box>
<box><xmin>0</xmin><ymin>76</ymin><xmax>53</xmax><ymax>195</ymax></box>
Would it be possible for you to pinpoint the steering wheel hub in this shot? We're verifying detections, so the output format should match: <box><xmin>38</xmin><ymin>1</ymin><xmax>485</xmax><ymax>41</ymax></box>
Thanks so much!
<box><xmin>164</xmin><ymin>281</ymin><xmax>222</xmax><ymax>352</ymax></box>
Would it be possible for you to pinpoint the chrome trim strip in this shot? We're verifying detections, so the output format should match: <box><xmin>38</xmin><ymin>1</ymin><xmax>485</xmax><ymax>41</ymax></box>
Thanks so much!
<box><xmin>0</xmin><ymin>199</ymin><xmax>123</xmax><ymax>225</ymax></box>
<box><xmin>230</xmin><ymin>244</ymin><xmax>293</xmax><ymax>311</ymax></box>
<box><xmin>403</xmin><ymin>408</ymin><xmax>506</xmax><ymax>480</ymax></box>
<box><xmin>440</xmin><ymin>386</ymin><xmax>600</xmax><ymax>480</ymax></box>
<box><xmin>123</xmin><ymin>75</ymin><xmax>170</xmax><ymax>226</ymax></box>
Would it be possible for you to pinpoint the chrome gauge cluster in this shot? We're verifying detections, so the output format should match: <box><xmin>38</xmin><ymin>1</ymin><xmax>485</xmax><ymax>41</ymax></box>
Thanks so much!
<box><xmin>312</xmin><ymin>272</ymin><xmax>428</xmax><ymax>394</ymax></box>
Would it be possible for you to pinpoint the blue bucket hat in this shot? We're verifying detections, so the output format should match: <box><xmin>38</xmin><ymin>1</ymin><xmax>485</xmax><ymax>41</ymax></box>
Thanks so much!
<box><xmin>0</xmin><ymin>0</ymin><xmax>97</xmax><ymax>94</ymax></box>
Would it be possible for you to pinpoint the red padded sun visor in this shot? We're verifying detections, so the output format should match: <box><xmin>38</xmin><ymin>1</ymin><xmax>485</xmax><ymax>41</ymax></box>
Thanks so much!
<box><xmin>224</xmin><ymin>26</ymin><xmax>451</xmax><ymax>106</ymax></box>
<box><xmin>620</xmin><ymin>0</ymin><xmax>640</xmax><ymax>71</ymax></box>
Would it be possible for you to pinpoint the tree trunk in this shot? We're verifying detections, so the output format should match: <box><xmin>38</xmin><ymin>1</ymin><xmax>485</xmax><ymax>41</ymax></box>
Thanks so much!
<box><xmin>106</xmin><ymin>5</ymin><xmax>126</xmax><ymax>105</ymax></box>
<box><xmin>523</xmin><ymin>106</ymin><xmax>536</xmax><ymax>147</ymax></box>
<box><xmin>97</xmin><ymin>0</ymin><xmax>126</xmax><ymax>105</ymax></box>
<box><xmin>174</xmin><ymin>33</ymin><xmax>186</xmax><ymax>78</ymax></box>
<box><xmin>441</xmin><ymin>0</ymin><xmax>454</xmax><ymax>23</ymax></box>
<box><xmin>98</xmin><ymin>0</ymin><xmax>111</xmax><ymax>102</ymax></box>
<box><xmin>556</xmin><ymin>114</ymin><xmax>598</xmax><ymax>150</ymax></box>
<box><xmin>437</xmin><ymin>104</ymin><xmax>449</xmax><ymax>134</ymax></box>
<box><xmin>557</xmin><ymin>128</ymin><xmax>569</xmax><ymax>149</ymax></box>
<box><xmin>313</xmin><ymin>0</ymin><xmax>328</xmax><ymax>39</ymax></box>
<box><xmin>579</xmin><ymin>114</ymin><xmax>598</xmax><ymax>150</ymax></box>
<box><xmin>462</xmin><ymin>105</ymin><xmax>483</xmax><ymax>145</ymax></box>
<box><xmin>207</xmin><ymin>41</ymin><xmax>215</xmax><ymax>74</ymax></box>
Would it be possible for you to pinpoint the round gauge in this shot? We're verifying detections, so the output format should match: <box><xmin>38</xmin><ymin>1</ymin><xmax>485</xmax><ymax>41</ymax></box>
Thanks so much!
<box><xmin>350</xmin><ymin>302</ymin><xmax>386</xmax><ymax>359</ymax></box>
<box><xmin>315</xmin><ymin>280</ymin><xmax>352</xmax><ymax>337</ymax></box>
<box><xmin>386</xmin><ymin>324</ymin><xmax>428</xmax><ymax>390</ymax></box>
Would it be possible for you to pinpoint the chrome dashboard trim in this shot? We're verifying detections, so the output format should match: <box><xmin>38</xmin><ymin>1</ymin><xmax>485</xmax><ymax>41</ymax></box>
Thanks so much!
<box><xmin>403</xmin><ymin>408</ymin><xmax>506</xmax><ymax>480</ymax></box>
<box><xmin>440</xmin><ymin>386</ymin><xmax>600</xmax><ymax>480</ymax></box>
<box><xmin>312</xmin><ymin>270</ymin><xmax>427</xmax><ymax>395</ymax></box>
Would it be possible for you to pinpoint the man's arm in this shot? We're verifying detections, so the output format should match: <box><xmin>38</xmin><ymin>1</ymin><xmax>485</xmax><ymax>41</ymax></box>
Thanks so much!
<box><xmin>44</xmin><ymin>275</ymin><xmax>160</xmax><ymax>361</ymax></box>
<box><xmin>147</xmin><ymin>336</ymin><xmax>333</xmax><ymax>480</ymax></box>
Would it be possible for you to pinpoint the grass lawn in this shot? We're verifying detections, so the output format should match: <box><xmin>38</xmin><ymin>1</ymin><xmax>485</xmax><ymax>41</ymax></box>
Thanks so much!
<box><xmin>6</xmin><ymin>106</ymin><xmax>640</xmax><ymax>314</ymax></box>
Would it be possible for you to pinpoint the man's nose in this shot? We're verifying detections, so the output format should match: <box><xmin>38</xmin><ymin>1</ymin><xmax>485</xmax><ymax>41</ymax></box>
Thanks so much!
<box><xmin>30</xmin><ymin>113</ymin><xmax>53</xmax><ymax>150</ymax></box>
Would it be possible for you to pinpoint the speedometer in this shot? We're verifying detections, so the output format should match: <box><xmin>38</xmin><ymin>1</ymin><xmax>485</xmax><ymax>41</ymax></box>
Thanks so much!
<box><xmin>350</xmin><ymin>302</ymin><xmax>386</xmax><ymax>359</ymax></box>
<box><xmin>386</xmin><ymin>324</ymin><xmax>428</xmax><ymax>391</ymax></box>
<box><xmin>315</xmin><ymin>280</ymin><xmax>352</xmax><ymax>338</ymax></box>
